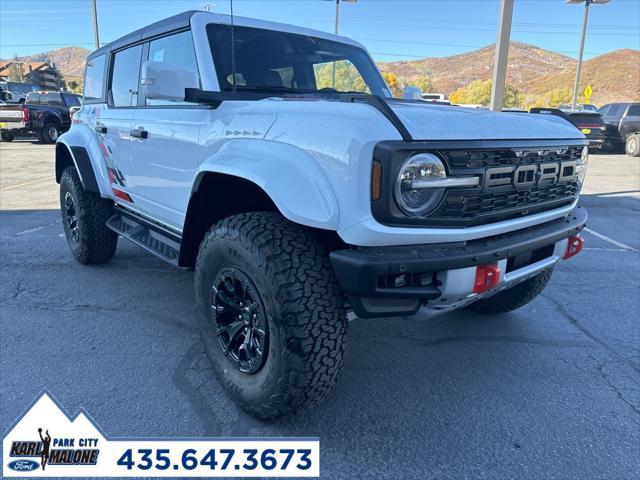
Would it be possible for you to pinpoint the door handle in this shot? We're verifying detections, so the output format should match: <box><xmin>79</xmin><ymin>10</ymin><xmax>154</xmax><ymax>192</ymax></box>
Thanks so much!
<box><xmin>94</xmin><ymin>125</ymin><xmax>107</xmax><ymax>134</ymax></box>
<box><xmin>130</xmin><ymin>128</ymin><xmax>148</xmax><ymax>139</ymax></box>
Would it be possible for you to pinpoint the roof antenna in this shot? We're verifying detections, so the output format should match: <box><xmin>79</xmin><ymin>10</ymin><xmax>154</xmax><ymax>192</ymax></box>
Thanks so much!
<box><xmin>230</xmin><ymin>0</ymin><xmax>237</xmax><ymax>93</ymax></box>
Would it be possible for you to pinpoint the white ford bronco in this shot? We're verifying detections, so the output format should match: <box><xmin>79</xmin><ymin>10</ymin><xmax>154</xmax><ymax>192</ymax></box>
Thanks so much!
<box><xmin>56</xmin><ymin>11</ymin><xmax>588</xmax><ymax>419</ymax></box>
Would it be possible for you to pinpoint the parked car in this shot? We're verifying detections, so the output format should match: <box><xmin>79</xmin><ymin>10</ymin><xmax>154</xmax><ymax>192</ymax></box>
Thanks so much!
<box><xmin>558</xmin><ymin>103</ymin><xmax>599</xmax><ymax>113</ymax></box>
<box><xmin>530</xmin><ymin>107</ymin><xmax>605</xmax><ymax>148</ymax></box>
<box><xmin>0</xmin><ymin>91</ymin><xmax>82</xmax><ymax>143</ymax></box>
<box><xmin>0</xmin><ymin>81</ymin><xmax>38</xmax><ymax>104</ymax></box>
<box><xmin>598</xmin><ymin>102</ymin><xmax>640</xmax><ymax>157</ymax></box>
<box><xmin>56</xmin><ymin>11</ymin><xmax>588</xmax><ymax>419</ymax></box>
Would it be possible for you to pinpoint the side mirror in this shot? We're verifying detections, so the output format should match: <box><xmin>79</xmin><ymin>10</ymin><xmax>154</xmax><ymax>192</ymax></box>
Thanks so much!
<box><xmin>403</xmin><ymin>86</ymin><xmax>423</xmax><ymax>100</ymax></box>
<box><xmin>141</xmin><ymin>61</ymin><xmax>199</xmax><ymax>102</ymax></box>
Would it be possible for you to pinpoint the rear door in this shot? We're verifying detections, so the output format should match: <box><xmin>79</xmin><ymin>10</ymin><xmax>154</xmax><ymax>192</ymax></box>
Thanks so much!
<box><xmin>129</xmin><ymin>30</ymin><xmax>205</xmax><ymax>230</ymax></box>
<box><xmin>98</xmin><ymin>44</ymin><xmax>143</xmax><ymax>203</ymax></box>
<box><xmin>620</xmin><ymin>104</ymin><xmax>640</xmax><ymax>139</ymax></box>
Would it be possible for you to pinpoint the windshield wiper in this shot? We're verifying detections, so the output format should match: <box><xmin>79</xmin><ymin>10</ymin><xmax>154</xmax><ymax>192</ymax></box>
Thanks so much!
<box><xmin>235</xmin><ymin>85</ymin><xmax>302</xmax><ymax>94</ymax></box>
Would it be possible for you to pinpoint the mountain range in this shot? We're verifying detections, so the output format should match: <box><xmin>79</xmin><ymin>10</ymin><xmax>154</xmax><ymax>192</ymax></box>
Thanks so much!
<box><xmin>6</xmin><ymin>42</ymin><xmax>639</xmax><ymax>106</ymax></box>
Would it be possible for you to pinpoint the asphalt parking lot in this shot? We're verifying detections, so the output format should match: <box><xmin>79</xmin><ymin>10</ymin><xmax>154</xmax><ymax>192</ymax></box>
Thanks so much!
<box><xmin>1</xmin><ymin>139</ymin><xmax>639</xmax><ymax>479</ymax></box>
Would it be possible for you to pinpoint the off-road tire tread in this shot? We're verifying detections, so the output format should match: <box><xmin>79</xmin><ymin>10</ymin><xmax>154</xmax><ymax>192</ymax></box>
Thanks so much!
<box><xmin>195</xmin><ymin>212</ymin><xmax>347</xmax><ymax>420</ymax></box>
<box><xmin>466</xmin><ymin>267</ymin><xmax>553</xmax><ymax>314</ymax></box>
<box><xmin>60</xmin><ymin>166</ymin><xmax>117</xmax><ymax>264</ymax></box>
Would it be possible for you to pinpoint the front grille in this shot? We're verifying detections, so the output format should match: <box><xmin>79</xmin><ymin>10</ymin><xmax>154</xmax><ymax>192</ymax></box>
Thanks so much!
<box><xmin>427</xmin><ymin>145</ymin><xmax>583</xmax><ymax>226</ymax></box>
<box><xmin>434</xmin><ymin>181</ymin><xmax>579</xmax><ymax>222</ymax></box>
<box><xmin>371</xmin><ymin>140</ymin><xmax>586</xmax><ymax>228</ymax></box>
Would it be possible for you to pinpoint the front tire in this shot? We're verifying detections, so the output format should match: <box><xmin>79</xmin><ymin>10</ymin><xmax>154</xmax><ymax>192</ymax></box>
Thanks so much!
<box><xmin>466</xmin><ymin>268</ymin><xmax>553</xmax><ymax>314</ymax></box>
<box><xmin>195</xmin><ymin>212</ymin><xmax>347</xmax><ymax>420</ymax></box>
<box><xmin>626</xmin><ymin>134</ymin><xmax>640</xmax><ymax>157</ymax></box>
<box><xmin>60</xmin><ymin>166</ymin><xmax>118</xmax><ymax>264</ymax></box>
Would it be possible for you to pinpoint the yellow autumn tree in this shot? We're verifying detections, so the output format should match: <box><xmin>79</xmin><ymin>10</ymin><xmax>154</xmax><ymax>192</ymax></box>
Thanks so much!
<box><xmin>449</xmin><ymin>79</ymin><xmax>524</xmax><ymax>108</ymax></box>
<box><xmin>382</xmin><ymin>72</ymin><xmax>403</xmax><ymax>98</ymax></box>
<box><xmin>528</xmin><ymin>87</ymin><xmax>574</xmax><ymax>109</ymax></box>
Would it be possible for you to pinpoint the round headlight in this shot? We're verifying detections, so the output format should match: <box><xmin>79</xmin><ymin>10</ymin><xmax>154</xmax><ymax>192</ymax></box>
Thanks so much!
<box><xmin>577</xmin><ymin>145</ymin><xmax>589</xmax><ymax>184</ymax></box>
<box><xmin>395</xmin><ymin>153</ymin><xmax>446</xmax><ymax>216</ymax></box>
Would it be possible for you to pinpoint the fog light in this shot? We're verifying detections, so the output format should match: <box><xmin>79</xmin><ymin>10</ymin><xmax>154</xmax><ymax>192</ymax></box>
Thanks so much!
<box><xmin>563</xmin><ymin>235</ymin><xmax>584</xmax><ymax>260</ymax></box>
<box><xmin>473</xmin><ymin>264</ymin><xmax>501</xmax><ymax>294</ymax></box>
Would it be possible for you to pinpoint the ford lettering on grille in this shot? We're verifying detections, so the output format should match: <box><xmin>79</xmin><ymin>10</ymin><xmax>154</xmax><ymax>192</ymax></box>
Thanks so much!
<box><xmin>484</xmin><ymin>161</ymin><xmax>577</xmax><ymax>189</ymax></box>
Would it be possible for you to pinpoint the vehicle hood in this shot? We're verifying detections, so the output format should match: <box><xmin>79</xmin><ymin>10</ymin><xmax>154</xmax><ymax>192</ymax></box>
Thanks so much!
<box><xmin>387</xmin><ymin>101</ymin><xmax>583</xmax><ymax>141</ymax></box>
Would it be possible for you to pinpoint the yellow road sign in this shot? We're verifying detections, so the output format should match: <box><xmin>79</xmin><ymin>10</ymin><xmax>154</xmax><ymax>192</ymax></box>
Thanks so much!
<box><xmin>584</xmin><ymin>84</ymin><xmax>593</xmax><ymax>103</ymax></box>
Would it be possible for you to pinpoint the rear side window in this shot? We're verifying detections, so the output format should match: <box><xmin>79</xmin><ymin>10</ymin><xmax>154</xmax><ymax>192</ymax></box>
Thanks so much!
<box><xmin>111</xmin><ymin>45</ymin><xmax>143</xmax><ymax>107</ymax></box>
<box><xmin>144</xmin><ymin>31</ymin><xmax>200</xmax><ymax>106</ymax></box>
<box><xmin>84</xmin><ymin>54</ymin><xmax>106</xmax><ymax>101</ymax></box>
<box><xmin>627</xmin><ymin>105</ymin><xmax>640</xmax><ymax>116</ymax></box>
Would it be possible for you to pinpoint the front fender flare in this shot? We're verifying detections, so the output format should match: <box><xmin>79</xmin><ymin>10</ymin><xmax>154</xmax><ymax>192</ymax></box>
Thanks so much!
<box><xmin>193</xmin><ymin>139</ymin><xmax>340</xmax><ymax>230</ymax></box>
<box><xmin>56</xmin><ymin>127</ymin><xmax>109</xmax><ymax>196</ymax></box>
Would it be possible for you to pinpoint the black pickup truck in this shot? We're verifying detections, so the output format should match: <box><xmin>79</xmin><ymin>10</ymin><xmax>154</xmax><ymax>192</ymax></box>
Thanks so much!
<box><xmin>598</xmin><ymin>102</ymin><xmax>640</xmax><ymax>157</ymax></box>
<box><xmin>0</xmin><ymin>91</ymin><xmax>82</xmax><ymax>143</ymax></box>
<box><xmin>529</xmin><ymin>107</ymin><xmax>605</xmax><ymax>148</ymax></box>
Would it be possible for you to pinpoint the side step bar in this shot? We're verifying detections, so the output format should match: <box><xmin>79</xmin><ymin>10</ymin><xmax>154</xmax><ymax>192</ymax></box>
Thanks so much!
<box><xmin>106</xmin><ymin>208</ymin><xmax>182</xmax><ymax>267</ymax></box>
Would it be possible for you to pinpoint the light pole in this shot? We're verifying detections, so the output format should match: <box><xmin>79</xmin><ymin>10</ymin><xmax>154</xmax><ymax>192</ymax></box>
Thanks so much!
<box><xmin>330</xmin><ymin>0</ymin><xmax>357</xmax><ymax>86</ymax></box>
<box><xmin>566</xmin><ymin>0</ymin><xmax>609</xmax><ymax>109</ymax></box>
<box><xmin>490</xmin><ymin>0</ymin><xmax>514</xmax><ymax>112</ymax></box>
<box><xmin>91</xmin><ymin>0</ymin><xmax>100</xmax><ymax>49</ymax></box>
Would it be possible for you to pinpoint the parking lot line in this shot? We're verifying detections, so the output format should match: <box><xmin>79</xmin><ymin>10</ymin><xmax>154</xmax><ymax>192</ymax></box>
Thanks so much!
<box><xmin>584</xmin><ymin>227</ymin><xmax>639</xmax><ymax>252</ymax></box>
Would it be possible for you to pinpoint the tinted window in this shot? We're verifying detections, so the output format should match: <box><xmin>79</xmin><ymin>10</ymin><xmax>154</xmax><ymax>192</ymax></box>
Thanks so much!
<box><xmin>26</xmin><ymin>92</ymin><xmax>41</xmax><ymax>104</ymax></box>
<box><xmin>207</xmin><ymin>24</ymin><xmax>388</xmax><ymax>96</ymax></box>
<box><xmin>598</xmin><ymin>104</ymin><xmax>611</xmax><ymax>115</ymax></box>
<box><xmin>111</xmin><ymin>45</ymin><xmax>142</xmax><ymax>107</ymax></box>
<box><xmin>62</xmin><ymin>93</ymin><xmax>81</xmax><ymax>107</ymax></box>
<box><xmin>604</xmin><ymin>104</ymin><xmax>625</xmax><ymax>120</ymax></box>
<box><xmin>627</xmin><ymin>104</ymin><xmax>640</xmax><ymax>116</ymax></box>
<box><xmin>43</xmin><ymin>92</ymin><xmax>63</xmax><ymax>105</ymax></box>
<box><xmin>84</xmin><ymin>54</ymin><xmax>106</xmax><ymax>101</ymax></box>
<box><xmin>145</xmin><ymin>31</ymin><xmax>200</xmax><ymax>105</ymax></box>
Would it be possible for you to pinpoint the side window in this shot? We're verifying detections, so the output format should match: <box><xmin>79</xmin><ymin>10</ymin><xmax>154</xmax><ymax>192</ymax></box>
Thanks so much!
<box><xmin>627</xmin><ymin>105</ymin><xmax>640</xmax><ymax>117</ymax></box>
<box><xmin>111</xmin><ymin>45</ymin><xmax>143</xmax><ymax>107</ymax></box>
<box><xmin>84</xmin><ymin>54</ymin><xmax>106</xmax><ymax>101</ymax></box>
<box><xmin>145</xmin><ymin>31</ymin><xmax>199</xmax><ymax>106</ymax></box>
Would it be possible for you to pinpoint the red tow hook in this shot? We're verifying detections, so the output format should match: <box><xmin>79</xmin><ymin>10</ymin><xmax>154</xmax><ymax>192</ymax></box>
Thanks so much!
<box><xmin>563</xmin><ymin>235</ymin><xmax>584</xmax><ymax>260</ymax></box>
<box><xmin>473</xmin><ymin>264</ymin><xmax>501</xmax><ymax>294</ymax></box>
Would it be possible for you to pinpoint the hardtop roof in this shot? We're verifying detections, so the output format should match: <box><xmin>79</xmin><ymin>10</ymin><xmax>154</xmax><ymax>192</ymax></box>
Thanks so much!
<box><xmin>88</xmin><ymin>10</ymin><xmax>363</xmax><ymax>59</ymax></box>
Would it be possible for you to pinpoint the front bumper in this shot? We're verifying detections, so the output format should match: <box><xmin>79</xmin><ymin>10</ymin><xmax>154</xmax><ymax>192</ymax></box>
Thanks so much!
<box><xmin>330</xmin><ymin>207</ymin><xmax>587</xmax><ymax>318</ymax></box>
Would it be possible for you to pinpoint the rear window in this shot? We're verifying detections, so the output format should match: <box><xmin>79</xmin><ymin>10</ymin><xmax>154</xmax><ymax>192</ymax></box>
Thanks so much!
<box><xmin>604</xmin><ymin>104</ymin><xmax>625</xmax><ymax>120</ymax></box>
<box><xmin>26</xmin><ymin>92</ymin><xmax>41</xmax><ymax>104</ymax></box>
<box><xmin>62</xmin><ymin>93</ymin><xmax>81</xmax><ymax>107</ymax></box>
<box><xmin>84</xmin><ymin>54</ymin><xmax>106</xmax><ymax>101</ymax></box>
<box><xmin>42</xmin><ymin>92</ymin><xmax>63</xmax><ymax>105</ymax></box>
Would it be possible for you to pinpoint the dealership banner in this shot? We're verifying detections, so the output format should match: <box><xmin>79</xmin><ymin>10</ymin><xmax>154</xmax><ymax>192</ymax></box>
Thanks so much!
<box><xmin>2</xmin><ymin>392</ymin><xmax>319</xmax><ymax>477</ymax></box>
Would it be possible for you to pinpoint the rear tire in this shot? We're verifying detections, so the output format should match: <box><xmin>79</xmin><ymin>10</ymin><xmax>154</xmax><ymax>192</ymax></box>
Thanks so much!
<box><xmin>195</xmin><ymin>212</ymin><xmax>347</xmax><ymax>420</ymax></box>
<box><xmin>60</xmin><ymin>166</ymin><xmax>118</xmax><ymax>264</ymax></box>
<box><xmin>39</xmin><ymin>122</ymin><xmax>60</xmax><ymax>144</ymax></box>
<box><xmin>466</xmin><ymin>268</ymin><xmax>553</xmax><ymax>314</ymax></box>
<box><xmin>0</xmin><ymin>131</ymin><xmax>14</xmax><ymax>142</ymax></box>
<box><xmin>625</xmin><ymin>134</ymin><xmax>640</xmax><ymax>157</ymax></box>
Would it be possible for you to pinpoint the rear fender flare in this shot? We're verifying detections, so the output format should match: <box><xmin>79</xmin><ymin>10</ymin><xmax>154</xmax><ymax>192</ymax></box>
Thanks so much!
<box><xmin>192</xmin><ymin>139</ymin><xmax>340</xmax><ymax>230</ymax></box>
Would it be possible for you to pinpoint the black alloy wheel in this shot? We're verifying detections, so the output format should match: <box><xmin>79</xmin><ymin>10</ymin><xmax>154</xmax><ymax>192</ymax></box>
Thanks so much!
<box><xmin>64</xmin><ymin>191</ymin><xmax>80</xmax><ymax>243</ymax></box>
<box><xmin>210</xmin><ymin>267</ymin><xmax>268</xmax><ymax>375</ymax></box>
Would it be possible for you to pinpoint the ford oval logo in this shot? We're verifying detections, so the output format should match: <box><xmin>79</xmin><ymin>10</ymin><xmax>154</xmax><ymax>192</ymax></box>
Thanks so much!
<box><xmin>8</xmin><ymin>459</ymin><xmax>39</xmax><ymax>471</ymax></box>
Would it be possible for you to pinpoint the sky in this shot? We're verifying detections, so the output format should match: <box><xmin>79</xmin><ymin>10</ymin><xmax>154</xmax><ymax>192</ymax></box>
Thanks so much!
<box><xmin>1</xmin><ymin>0</ymin><xmax>639</xmax><ymax>61</ymax></box>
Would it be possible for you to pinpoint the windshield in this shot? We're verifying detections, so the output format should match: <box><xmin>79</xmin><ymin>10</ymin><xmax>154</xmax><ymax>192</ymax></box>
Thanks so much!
<box><xmin>207</xmin><ymin>24</ymin><xmax>390</xmax><ymax>97</ymax></box>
